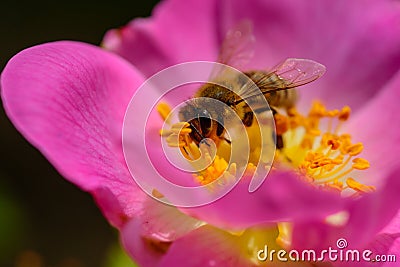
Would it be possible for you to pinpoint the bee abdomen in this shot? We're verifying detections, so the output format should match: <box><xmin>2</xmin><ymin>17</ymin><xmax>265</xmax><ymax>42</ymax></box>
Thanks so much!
<box><xmin>267</xmin><ymin>89</ymin><xmax>298</xmax><ymax>109</ymax></box>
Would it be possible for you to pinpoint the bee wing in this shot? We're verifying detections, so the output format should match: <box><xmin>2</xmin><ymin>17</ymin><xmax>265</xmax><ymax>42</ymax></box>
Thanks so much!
<box><xmin>236</xmin><ymin>58</ymin><xmax>326</xmax><ymax>103</ymax></box>
<box><xmin>209</xmin><ymin>20</ymin><xmax>255</xmax><ymax>80</ymax></box>
<box><xmin>272</xmin><ymin>58</ymin><xmax>326</xmax><ymax>89</ymax></box>
<box><xmin>217</xmin><ymin>20</ymin><xmax>255</xmax><ymax>69</ymax></box>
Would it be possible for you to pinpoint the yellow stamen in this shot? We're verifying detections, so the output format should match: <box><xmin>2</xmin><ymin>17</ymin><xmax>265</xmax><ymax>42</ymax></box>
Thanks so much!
<box><xmin>194</xmin><ymin>156</ymin><xmax>229</xmax><ymax>185</ymax></box>
<box><xmin>171</xmin><ymin>121</ymin><xmax>190</xmax><ymax>129</ymax></box>
<box><xmin>338</xmin><ymin>106</ymin><xmax>351</xmax><ymax>121</ymax></box>
<box><xmin>157</xmin><ymin>102</ymin><xmax>172</xmax><ymax>122</ymax></box>
<box><xmin>327</xmin><ymin>139</ymin><xmax>340</xmax><ymax>150</ymax></box>
<box><xmin>352</xmin><ymin>158</ymin><xmax>370</xmax><ymax>170</ymax></box>
<box><xmin>345</xmin><ymin>143</ymin><xmax>364</xmax><ymax>156</ymax></box>
<box><xmin>281</xmin><ymin>101</ymin><xmax>373</xmax><ymax>196</ymax></box>
<box><xmin>346</xmin><ymin>178</ymin><xmax>375</xmax><ymax>193</ymax></box>
<box><xmin>157</xmin><ymin>99</ymin><xmax>373</xmax><ymax>197</ymax></box>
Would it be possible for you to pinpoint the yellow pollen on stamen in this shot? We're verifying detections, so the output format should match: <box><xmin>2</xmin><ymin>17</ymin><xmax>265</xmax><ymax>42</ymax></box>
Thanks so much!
<box><xmin>345</xmin><ymin>143</ymin><xmax>364</xmax><ymax>156</ymax></box>
<box><xmin>327</xmin><ymin>139</ymin><xmax>340</xmax><ymax>150</ymax></box>
<box><xmin>281</xmin><ymin>101</ymin><xmax>373</xmax><ymax>196</ymax></box>
<box><xmin>352</xmin><ymin>158</ymin><xmax>370</xmax><ymax>170</ymax></box>
<box><xmin>195</xmin><ymin>156</ymin><xmax>231</xmax><ymax>185</ymax></box>
<box><xmin>157</xmin><ymin>100</ymin><xmax>373</xmax><ymax>196</ymax></box>
<box><xmin>156</xmin><ymin>102</ymin><xmax>172</xmax><ymax>122</ymax></box>
<box><xmin>346</xmin><ymin>178</ymin><xmax>376</xmax><ymax>193</ymax></box>
<box><xmin>338</xmin><ymin>106</ymin><xmax>351</xmax><ymax>121</ymax></box>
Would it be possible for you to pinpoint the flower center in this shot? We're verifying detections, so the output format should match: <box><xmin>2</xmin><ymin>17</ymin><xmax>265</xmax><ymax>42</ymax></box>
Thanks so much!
<box><xmin>277</xmin><ymin>101</ymin><xmax>374</xmax><ymax>196</ymax></box>
<box><xmin>157</xmin><ymin>100</ymin><xmax>374</xmax><ymax>196</ymax></box>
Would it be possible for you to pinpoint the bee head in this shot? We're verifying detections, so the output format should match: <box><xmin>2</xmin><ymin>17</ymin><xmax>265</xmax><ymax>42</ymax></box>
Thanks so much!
<box><xmin>179</xmin><ymin>101</ymin><xmax>225</xmax><ymax>146</ymax></box>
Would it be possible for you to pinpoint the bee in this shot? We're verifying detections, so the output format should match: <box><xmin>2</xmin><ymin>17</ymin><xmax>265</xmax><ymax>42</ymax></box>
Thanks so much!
<box><xmin>179</xmin><ymin>21</ymin><xmax>326</xmax><ymax>149</ymax></box>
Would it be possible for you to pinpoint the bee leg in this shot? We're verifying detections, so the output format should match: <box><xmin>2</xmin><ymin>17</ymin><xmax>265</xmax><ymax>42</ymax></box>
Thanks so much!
<box><xmin>182</xmin><ymin>146</ymin><xmax>189</xmax><ymax>156</ymax></box>
<box><xmin>242</xmin><ymin>111</ymin><xmax>254</xmax><ymax>127</ymax></box>
<box><xmin>276</xmin><ymin>135</ymin><xmax>284</xmax><ymax>149</ymax></box>
<box><xmin>188</xmin><ymin>121</ymin><xmax>207</xmax><ymax>146</ymax></box>
<box><xmin>271</xmin><ymin>107</ymin><xmax>285</xmax><ymax>150</ymax></box>
<box><xmin>224</xmin><ymin>137</ymin><xmax>231</xmax><ymax>144</ymax></box>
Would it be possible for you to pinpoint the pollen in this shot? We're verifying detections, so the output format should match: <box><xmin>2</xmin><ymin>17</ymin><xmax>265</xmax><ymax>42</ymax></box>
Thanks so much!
<box><xmin>281</xmin><ymin>101</ymin><xmax>373</xmax><ymax>196</ymax></box>
<box><xmin>157</xmin><ymin>100</ymin><xmax>373</xmax><ymax>197</ymax></box>
<box><xmin>157</xmin><ymin>102</ymin><xmax>236</xmax><ymax>186</ymax></box>
<box><xmin>157</xmin><ymin>102</ymin><xmax>172</xmax><ymax>122</ymax></box>
<box><xmin>195</xmin><ymin>156</ymin><xmax>230</xmax><ymax>185</ymax></box>
<box><xmin>346</xmin><ymin>178</ymin><xmax>375</xmax><ymax>193</ymax></box>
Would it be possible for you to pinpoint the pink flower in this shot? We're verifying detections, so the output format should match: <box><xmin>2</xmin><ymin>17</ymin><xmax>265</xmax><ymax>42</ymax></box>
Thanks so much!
<box><xmin>2</xmin><ymin>0</ymin><xmax>400</xmax><ymax>266</ymax></box>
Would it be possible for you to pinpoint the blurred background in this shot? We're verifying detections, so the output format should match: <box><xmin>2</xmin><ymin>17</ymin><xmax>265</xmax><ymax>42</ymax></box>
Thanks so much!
<box><xmin>0</xmin><ymin>0</ymin><xmax>159</xmax><ymax>266</ymax></box>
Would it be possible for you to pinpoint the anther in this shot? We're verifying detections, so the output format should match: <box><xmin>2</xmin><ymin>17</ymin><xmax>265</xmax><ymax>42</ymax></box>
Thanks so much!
<box><xmin>338</xmin><ymin>106</ymin><xmax>351</xmax><ymax>121</ymax></box>
<box><xmin>157</xmin><ymin>102</ymin><xmax>172</xmax><ymax>121</ymax></box>
<box><xmin>346</xmin><ymin>178</ymin><xmax>375</xmax><ymax>193</ymax></box>
<box><xmin>352</xmin><ymin>158</ymin><xmax>370</xmax><ymax>170</ymax></box>
<box><xmin>345</xmin><ymin>143</ymin><xmax>364</xmax><ymax>156</ymax></box>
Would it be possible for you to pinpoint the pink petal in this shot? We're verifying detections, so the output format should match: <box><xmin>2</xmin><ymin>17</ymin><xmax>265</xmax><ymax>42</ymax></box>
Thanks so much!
<box><xmin>379</xmin><ymin>211</ymin><xmax>400</xmax><ymax>267</ymax></box>
<box><xmin>1</xmin><ymin>41</ymin><xmax>146</xmax><ymax>227</ymax></box>
<box><xmin>330</xmin><ymin>233</ymin><xmax>400</xmax><ymax>267</ymax></box>
<box><xmin>344</xmin><ymin>69</ymin><xmax>400</xmax><ymax>186</ymax></box>
<box><xmin>102</xmin><ymin>0</ymin><xmax>219</xmax><ymax>77</ymax></box>
<box><xmin>369</xmin><ymin>233</ymin><xmax>400</xmax><ymax>267</ymax></box>
<box><xmin>121</xmin><ymin>218</ymin><xmax>164</xmax><ymax>267</ymax></box>
<box><xmin>121</xmin><ymin>203</ymin><xmax>204</xmax><ymax>267</ymax></box>
<box><xmin>183</xmin><ymin>171</ymin><xmax>348</xmax><ymax>229</ymax></box>
<box><xmin>139</xmin><ymin>198</ymin><xmax>204</xmax><ymax>242</ymax></box>
<box><xmin>381</xmin><ymin>210</ymin><xmax>400</xmax><ymax>234</ymax></box>
<box><xmin>158</xmin><ymin>225</ymin><xmax>250</xmax><ymax>267</ymax></box>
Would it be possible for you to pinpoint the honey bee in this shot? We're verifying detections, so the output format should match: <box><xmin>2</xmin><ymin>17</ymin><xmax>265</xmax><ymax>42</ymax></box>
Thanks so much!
<box><xmin>179</xmin><ymin>21</ymin><xmax>325</xmax><ymax>149</ymax></box>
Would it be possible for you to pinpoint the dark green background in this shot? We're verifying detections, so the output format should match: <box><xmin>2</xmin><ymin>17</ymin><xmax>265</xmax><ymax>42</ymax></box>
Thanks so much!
<box><xmin>0</xmin><ymin>1</ymin><xmax>159</xmax><ymax>266</ymax></box>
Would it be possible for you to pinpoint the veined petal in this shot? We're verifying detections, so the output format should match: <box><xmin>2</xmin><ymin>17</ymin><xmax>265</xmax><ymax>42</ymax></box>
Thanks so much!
<box><xmin>102</xmin><ymin>0</ymin><xmax>219</xmax><ymax>77</ymax></box>
<box><xmin>1</xmin><ymin>41</ymin><xmax>145</xmax><ymax>227</ymax></box>
<box><xmin>344</xmin><ymin>69</ymin><xmax>400</xmax><ymax>186</ymax></box>
<box><xmin>121</xmin><ymin>218</ymin><xmax>165</xmax><ymax>267</ymax></box>
<box><xmin>158</xmin><ymin>225</ymin><xmax>251</xmax><ymax>267</ymax></box>
<box><xmin>139</xmin><ymin>198</ymin><xmax>204</xmax><ymax>242</ymax></box>
<box><xmin>121</xmin><ymin>202</ymin><xmax>205</xmax><ymax>267</ymax></box>
<box><xmin>378</xmin><ymin>211</ymin><xmax>400</xmax><ymax>267</ymax></box>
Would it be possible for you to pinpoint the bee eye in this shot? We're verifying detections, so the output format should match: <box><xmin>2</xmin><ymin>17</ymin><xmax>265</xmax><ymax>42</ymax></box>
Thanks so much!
<box><xmin>199</xmin><ymin>116</ymin><xmax>212</xmax><ymax>134</ymax></box>
<box><xmin>198</xmin><ymin>110</ymin><xmax>212</xmax><ymax>135</ymax></box>
<box><xmin>216</xmin><ymin>121</ymin><xmax>224</xmax><ymax>136</ymax></box>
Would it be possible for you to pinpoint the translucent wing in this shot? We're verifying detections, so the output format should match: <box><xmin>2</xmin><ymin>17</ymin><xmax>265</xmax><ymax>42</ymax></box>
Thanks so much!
<box><xmin>272</xmin><ymin>58</ymin><xmax>326</xmax><ymax>89</ymax></box>
<box><xmin>218</xmin><ymin>20</ymin><xmax>255</xmax><ymax>69</ymax></box>
<box><xmin>235</xmin><ymin>58</ymin><xmax>326</xmax><ymax>103</ymax></box>
<box><xmin>209</xmin><ymin>20</ymin><xmax>255</xmax><ymax>81</ymax></box>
